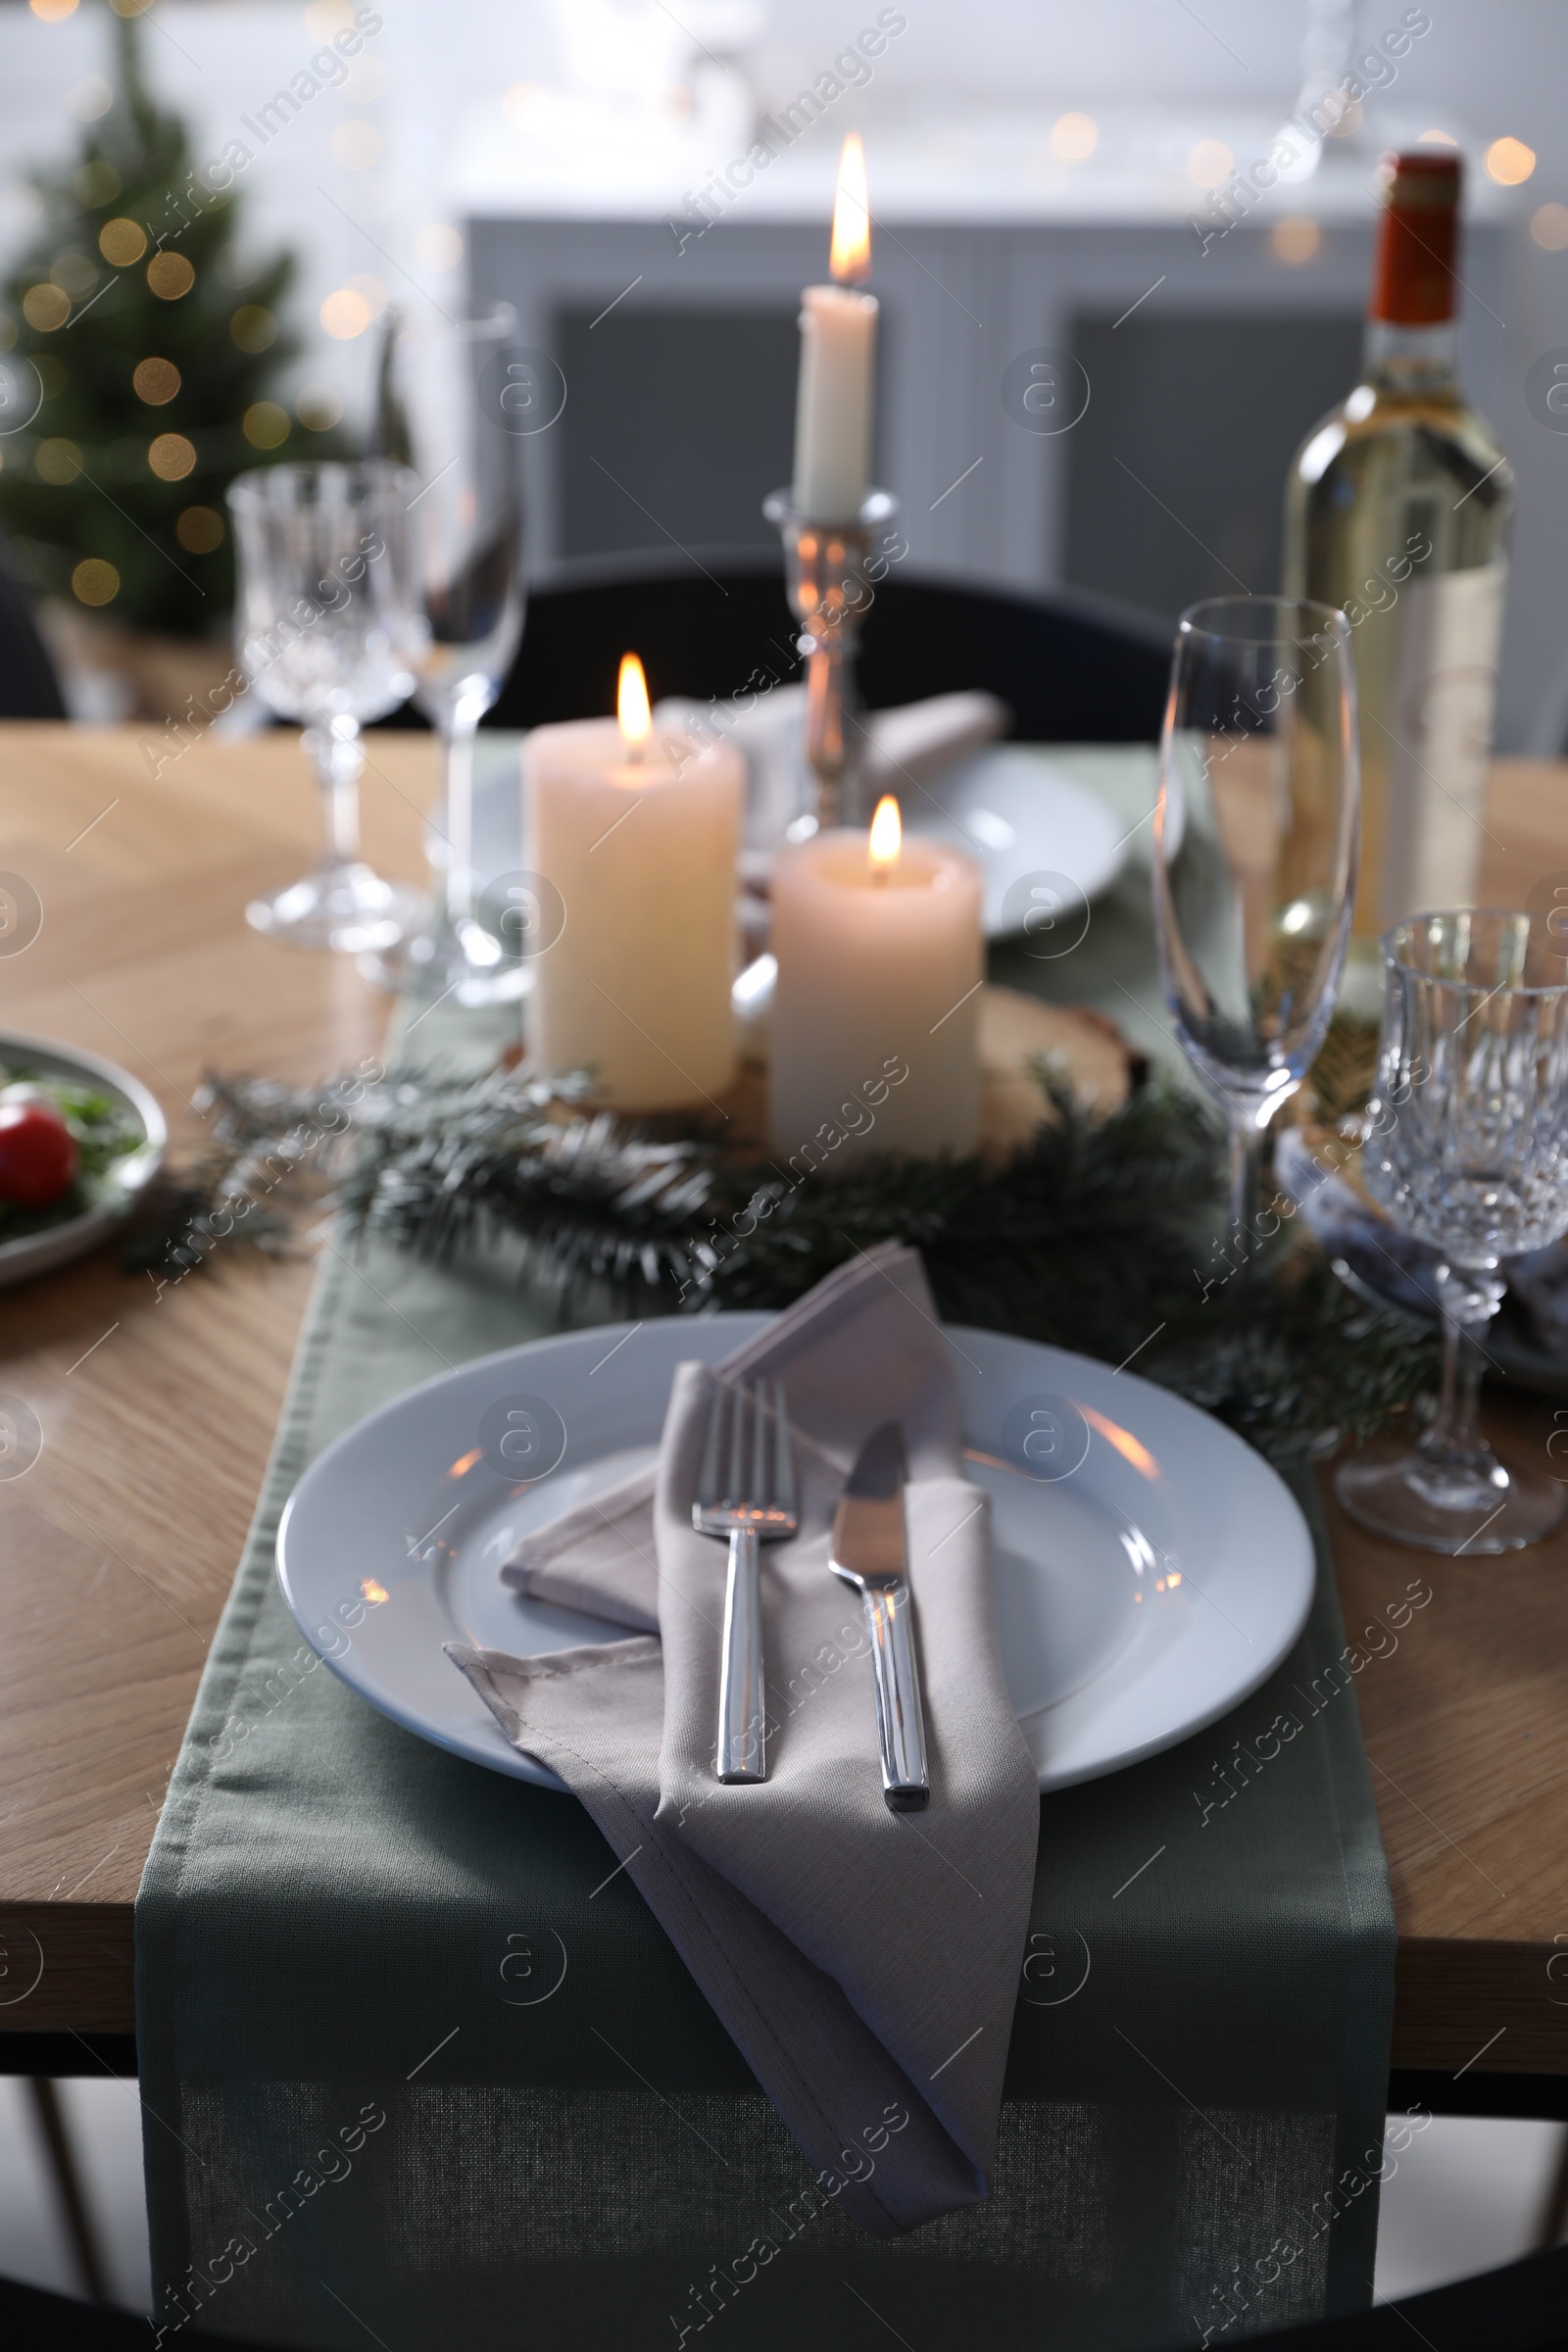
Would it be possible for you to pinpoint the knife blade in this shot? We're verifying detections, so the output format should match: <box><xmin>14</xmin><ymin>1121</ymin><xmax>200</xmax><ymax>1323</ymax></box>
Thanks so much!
<box><xmin>831</xmin><ymin>1423</ymin><xmax>930</xmax><ymax>1811</ymax></box>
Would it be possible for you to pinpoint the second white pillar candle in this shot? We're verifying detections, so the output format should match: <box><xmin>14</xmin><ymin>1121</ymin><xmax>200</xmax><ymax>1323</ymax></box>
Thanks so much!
<box><xmin>768</xmin><ymin>826</ymin><xmax>983</xmax><ymax>1162</ymax></box>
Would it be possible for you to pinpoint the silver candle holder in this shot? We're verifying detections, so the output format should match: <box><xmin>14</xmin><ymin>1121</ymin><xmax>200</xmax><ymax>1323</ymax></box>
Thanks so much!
<box><xmin>764</xmin><ymin>487</ymin><xmax>899</xmax><ymax>830</ymax></box>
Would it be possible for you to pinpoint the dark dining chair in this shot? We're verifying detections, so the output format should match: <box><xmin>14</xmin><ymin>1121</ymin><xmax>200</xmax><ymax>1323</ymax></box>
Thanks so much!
<box><xmin>369</xmin><ymin>548</ymin><xmax>1175</xmax><ymax>745</ymax></box>
<box><xmin>0</xmin><ymin>555</ymin><xmax>66</xmax><ymax>721</ymax></box>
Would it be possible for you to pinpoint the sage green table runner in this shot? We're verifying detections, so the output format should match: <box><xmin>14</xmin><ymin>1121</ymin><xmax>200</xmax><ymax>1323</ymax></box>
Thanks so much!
<box><xmin>137</xmin><ymin>780</ymin><xmax>1398</xmax><ymax>2347</ymax></box>
<box><xmin>137</xmin><ymin>1238</ymin><xmax>1396</xmax><ymax>2350</ymax></box>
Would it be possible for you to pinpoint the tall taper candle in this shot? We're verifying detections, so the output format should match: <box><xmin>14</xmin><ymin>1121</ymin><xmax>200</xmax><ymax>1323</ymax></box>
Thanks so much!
<box><xmin>792</xmin><ymin>132</ymin><xmax>878</xmax><ymax>523</ymax></box>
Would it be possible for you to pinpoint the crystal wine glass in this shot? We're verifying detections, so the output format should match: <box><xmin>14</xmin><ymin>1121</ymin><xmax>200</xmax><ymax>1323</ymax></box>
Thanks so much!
<box><xmin>1154</xmin><ymin>596</ymin><xmax>1359</xmax><ymax>1257</ymax></box>
<box><xmin>228</xmin><ymin>461</ymin><xmax>424</xmax><ymax>954</ymax></box>
<box><xmin>365</xmin><ymin>302</ymin><xmax>527</xmax><ymax>1003</ymax></box>
<box><xmin>1335</xmin><ymin>910</ymin><xmax>1568</xmax><ymax>1553</ymax></box>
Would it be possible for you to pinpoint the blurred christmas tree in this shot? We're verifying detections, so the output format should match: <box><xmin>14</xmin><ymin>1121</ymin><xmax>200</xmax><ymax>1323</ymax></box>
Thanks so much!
<box><xmin>0</xmin><ymin>1</ymin><xmax>332</xmax><ymax>637</ymax></box>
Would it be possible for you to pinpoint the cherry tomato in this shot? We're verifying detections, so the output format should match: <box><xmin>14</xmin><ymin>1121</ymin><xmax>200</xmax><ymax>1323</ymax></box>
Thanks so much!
<box><xmin>0</xmin><ymin>1101</ymin><xmax>78</xmax><ymax>1208</ymax></box>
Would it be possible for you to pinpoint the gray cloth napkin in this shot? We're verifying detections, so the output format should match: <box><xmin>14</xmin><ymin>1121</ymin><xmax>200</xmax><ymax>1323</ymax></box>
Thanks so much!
<box><xmin>655</xmin><ymin>685</ymin><xmax>1008</xmax><ymax>868</ymax></box>
<box><xmin>449</xmin><ymin>1245</ymin><xmax>1040</xmax><ymax>2237</ymax></box>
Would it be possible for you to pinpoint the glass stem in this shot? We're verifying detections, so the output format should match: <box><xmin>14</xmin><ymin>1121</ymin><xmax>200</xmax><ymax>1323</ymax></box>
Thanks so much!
<box><xmin>1227</xmin><ymin>1109</ymin><xmax>1262</xmax><ymax>1280</ymax></box>
<box><xmin>1420</xmin><ymin>1264</ymin><xmax>1497</xmax><ymax>1469</ymax></box>
<box><xmin>304</xmin><ymin>719</ymin><xmax>363</xmax><ymax>868</ymax></box>
<box><xmin>441</xmin><ymin>714</ymin><xmax>477</xmax><ymax>933</ymax></box>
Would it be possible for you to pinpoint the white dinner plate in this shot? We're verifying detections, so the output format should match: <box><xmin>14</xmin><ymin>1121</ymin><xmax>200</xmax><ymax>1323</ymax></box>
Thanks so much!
<box><xmin>276</xmin><ymin>1317</ymin><xmax>1315</xmax><ymax>1794</ymax></box>
<box><xmin>903</xmin><ymin>746</ymin><xmax>1130</xmax><ymax>937</ymax></box>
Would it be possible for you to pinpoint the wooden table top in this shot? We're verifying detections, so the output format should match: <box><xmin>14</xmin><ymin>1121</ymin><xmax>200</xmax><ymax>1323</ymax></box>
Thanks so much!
<box><xmin>0</xmin><ymin>723</ymin><xmax>1564</xmax><ymax>2079</ymax></box>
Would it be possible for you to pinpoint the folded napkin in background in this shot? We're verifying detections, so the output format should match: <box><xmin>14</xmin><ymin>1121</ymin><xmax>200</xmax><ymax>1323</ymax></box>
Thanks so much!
<box><xmin>452</xmin><ymin>1244</ymin><xmax>1040</xmax><ymax>2237</ymax></box>
<box><xmin>655</xmin><ymin>685</ymin><xmax>1010</xmax><ymax>873</ymax></box>
<box><xmin>858</xmin><ymin>690</ymin><xmax>1010</xmax><ymax>800</ymax></box>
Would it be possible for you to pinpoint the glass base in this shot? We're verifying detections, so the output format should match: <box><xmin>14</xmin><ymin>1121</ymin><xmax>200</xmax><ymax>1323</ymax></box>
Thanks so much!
<box><xmin>247</xmin><ymin>863</ymin><xmax>424</xmax><ymax>956</ymax></box>
<box><xmin>359</xmin><ymin>915</ymin><xmax>531</xmax><ymax>1007</ymax></box>
<box><xmin>1335</xmin><ymin>1433</ymin><xmax>1567</xmax><ymax>1554</ymax></box>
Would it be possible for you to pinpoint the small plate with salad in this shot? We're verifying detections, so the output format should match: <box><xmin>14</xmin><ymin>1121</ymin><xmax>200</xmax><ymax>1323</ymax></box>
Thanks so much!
<box><xmin>0</xmin><ymin>1034</ymin><xmax>166</xmax><ymax>1289</ymax></box>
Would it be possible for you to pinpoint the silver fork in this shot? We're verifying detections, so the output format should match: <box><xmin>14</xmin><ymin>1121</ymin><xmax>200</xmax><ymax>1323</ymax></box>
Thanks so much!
<box><xmin>693</xmin><ymin>1376</ymin><xmax>798</xmax><ymax>1784</ymax></box>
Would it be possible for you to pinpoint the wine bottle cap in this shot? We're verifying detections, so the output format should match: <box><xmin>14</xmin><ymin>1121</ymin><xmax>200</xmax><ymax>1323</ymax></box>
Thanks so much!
<box><xmin>1370</xmin><ymin>151</ymin><xmax>1462</xmax><ymax>326</ymax></box>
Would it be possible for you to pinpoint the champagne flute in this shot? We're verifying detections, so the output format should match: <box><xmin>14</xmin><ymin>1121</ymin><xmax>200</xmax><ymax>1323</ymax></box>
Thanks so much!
<box><xmin>365</xmin><ymin>303</ymin><xmax>527</xmax><ymax>1003</ymax></box>
<box><xmin>228</xmin><ymin>461</ymin><xmax>424</xmax><ymax>954</ymax></box>
<box><xmin>1336</xmin><ymin>910</ymin><xmax>1568</xmax><ymax>1553</ymax></box>
<box><xmin>1154</xmin><ymin>596</ymin><xmax>1359</xmax><ymax>1260</ymax></box>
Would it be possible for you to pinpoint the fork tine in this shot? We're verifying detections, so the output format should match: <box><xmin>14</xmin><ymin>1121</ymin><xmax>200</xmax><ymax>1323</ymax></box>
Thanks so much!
<box><xmin>697</xmin><ymin>1373</ymin><xmax>726</xmax><ymax>1508</ymax></box>
<box><xmin>725</xmin><ymin>1375</ymin><xmax>748</xmax><ymax>1508</ymax></box>
<box><xmin>771</xmin><ymin>1380</ymin><xmax>796</xmax><ymax>1515</ymax></box>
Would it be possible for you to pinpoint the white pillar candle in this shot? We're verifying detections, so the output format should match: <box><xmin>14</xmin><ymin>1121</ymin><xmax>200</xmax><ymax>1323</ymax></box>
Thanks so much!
<box><xmin>768</xmin><ymin>797</ymin><xmax>983</xmax><ymax>1162</ymax></box>
<box><xmin>527</xmin><ymin>657</ymin><xmax>744</xmax><ymax>1110</ymax></box>
<box><xmin>792</xmin><ymin>133</ymin><xmax>878</xmax><ymax>522</ymax></box>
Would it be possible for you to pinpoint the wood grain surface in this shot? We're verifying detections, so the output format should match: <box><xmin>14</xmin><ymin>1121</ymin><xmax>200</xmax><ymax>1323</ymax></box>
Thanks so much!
<box><xmin>0</xmin><ymin>726</ymin><xmax>1563</xmax><ymax>2075</ymax></box>
<box><xmin>0</xmin><ymin>722</ymin><xmax>435</xmax><ymax>2031</ymax></box>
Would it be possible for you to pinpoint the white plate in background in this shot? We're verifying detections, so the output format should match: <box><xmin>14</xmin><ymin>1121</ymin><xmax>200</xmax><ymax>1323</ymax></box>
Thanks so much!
<box><xmin>902</xmin><ymin>745</ymin><xmax>1130</xmax><ymax>935</ymax></box>
<box><xmin>463</xmin><ymin>736</ymin><xmax>1130</xmax><ymax>944</ymax></box>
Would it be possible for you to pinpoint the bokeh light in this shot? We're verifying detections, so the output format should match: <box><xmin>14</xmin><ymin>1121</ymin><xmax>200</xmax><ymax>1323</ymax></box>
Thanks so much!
<box><xmin>1052</xmin><ymin>113</ymin><xmax>1098</xmax><ymax>164</ymax></box>
<box><xmin>66</xmin><ymin>77</ymin><xmax>112</xmax><ymax>122</ymax></box>
<box><xmin>332</xmin><ymin>121</ymin><xmax>381</xmax><ymax>172</ymax></box>
<box><xmin>414</xmin><ymin>223</ymin><xmax>464</xmax><ymax>272</ymax></box>
<box><xmin>148</xmin><ymin>431</ymin><xmax>197</xmax><ymax>479</ymax></box>
<box><xmin>242</xmin><ymin>401</ymin><xmax>289</xmax><ymax>450</ymax></box>
<box><xmin>1486</xmin><ymin>136</ymin><xmax>1537</xmax><ymax>185</ymax></box>
<box><xmin>22</xmin><ymin>284</ymin><xmax>70</xmax><ymax>331</ymax></box>
<box><xmin>132</xmin><ymin>356</ymin><xmax>180</xmax><ymax>405</ymax></box>
<box><xmin>1187</xmin><ymin>140</ymin><xmax>1234</xmax><ymax>189</ymax></box>
<box><xmin>175</xmin><ymin>506</ymin><xmax>224</xmax><ymax>553</ymax></box>
<box><xmin>229</xmin><ymin>305</ymin><xmax>276</xmax><ymax>353</ymax></box>
<box><xmin>100</xmin><ymin>218</ymin><xmax>147</xmax><ymax>266</ymax></box>
<box><xmin>1271</xmin><ymin>218</ymin><xmax>1322</xmax><ymax>267</ymax></box>
<box><xmin>320</xmin><ymin>288</ymin><xmax>370</xmax><ymax>339</ymax></box>
<box><xmin>147</xmin><ymin>251</ymin><xmax>195</xmax><ymax>300</ymax></box>
<box><xmin>72</xmin><ymin>559</ymin><xmax>119</xmax><ymax>605</ymax></box>
<box><xmin>36</xmin><ymin>438</ymin><xmax>81</xmax><ymax>485</ymax></box>
<box><xmin>296</xmin><ymin>381</ymin><xmax>344</xmax><ymax>431</ymax></box>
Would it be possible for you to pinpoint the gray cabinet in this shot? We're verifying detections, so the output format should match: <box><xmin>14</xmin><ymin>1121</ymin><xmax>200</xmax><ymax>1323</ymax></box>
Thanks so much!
<box><xmin>468</xmin><ymin>210</ymin><xmax>1502</xmax><ymax>622</ymax></box>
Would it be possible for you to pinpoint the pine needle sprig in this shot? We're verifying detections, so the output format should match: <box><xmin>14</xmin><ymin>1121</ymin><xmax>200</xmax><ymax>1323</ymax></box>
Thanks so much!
<box><xmin>168</xmin><ymin>1059</ymin><xmax>1438</xmax><ymax>1460</ymax></box>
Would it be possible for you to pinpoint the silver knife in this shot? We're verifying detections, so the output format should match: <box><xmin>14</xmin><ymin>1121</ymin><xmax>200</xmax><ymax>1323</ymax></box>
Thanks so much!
<box><xmin>830</xmin><ymin>1424</ymin><xmax>930</xmax><ymax>1812</ymax></box>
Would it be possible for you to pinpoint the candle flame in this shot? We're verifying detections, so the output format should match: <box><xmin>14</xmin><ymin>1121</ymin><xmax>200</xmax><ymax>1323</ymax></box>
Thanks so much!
<box><xmin>868</xmin><ymin>793</ymin><xmax>902</xmax><ymax>869</ymax></box>
<box><xmin>830</xmin><ymin>132</ymin><xmax>871</xmax><ymax>282</ymax></box>
<box><xmin>616</xmin><ymin>652</ymin><xmax>651</xmax><ymax>750</ymax></box>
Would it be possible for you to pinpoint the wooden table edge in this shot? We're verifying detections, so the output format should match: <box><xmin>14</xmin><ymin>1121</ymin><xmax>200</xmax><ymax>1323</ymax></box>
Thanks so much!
<box><xmin>3</xmin><ymin>1907</ymin><xmax>1567</xmax><ymax>2080</ymax></box>
<box><xmin>1391</xmin><ymin>1937</ymin><xmax>1568</xmax><ymax>2076</ymax></box>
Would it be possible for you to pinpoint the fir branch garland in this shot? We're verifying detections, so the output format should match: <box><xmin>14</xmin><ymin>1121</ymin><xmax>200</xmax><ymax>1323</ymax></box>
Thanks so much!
<box><xmin>178</xmin><ymin>1058</ymin><xmax>1438</xmax><ymax>1461</ymax></box>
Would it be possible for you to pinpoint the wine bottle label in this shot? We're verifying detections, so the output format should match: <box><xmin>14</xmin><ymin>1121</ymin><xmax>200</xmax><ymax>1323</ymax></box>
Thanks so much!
<box><xmin>1380</xmin><ymin>559</ymin><xmax>1506</xmax><ymax>923</ymax></box>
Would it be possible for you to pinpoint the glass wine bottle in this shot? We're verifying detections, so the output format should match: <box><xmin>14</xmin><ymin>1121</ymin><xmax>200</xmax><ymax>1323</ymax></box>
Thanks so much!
<box><xmin>1283</xmin><ymin>151</ymin><xmax>1512</xmax><ymax>1004</ymax></box>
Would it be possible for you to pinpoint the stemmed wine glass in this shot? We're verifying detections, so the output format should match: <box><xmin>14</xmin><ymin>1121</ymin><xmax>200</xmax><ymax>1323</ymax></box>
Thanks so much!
<box><xmin>228</xmin><ymin>462</ymin><xmax>425</xmax><ymax>954</ymax></box>
<box><xmin>1336</xmin><ymin>910</ymin><xmax>1568</xmax><ymax>1553</ymax></box>
<box><xmin>365</xmin><ymin>303</ymin><xmax>527</xmax><ymax>1003</ymax></box>
<box><xmin>1154</xmin><ymin>596</ymin><xmax>1359</xmax><ymax>1257</ymax></box>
